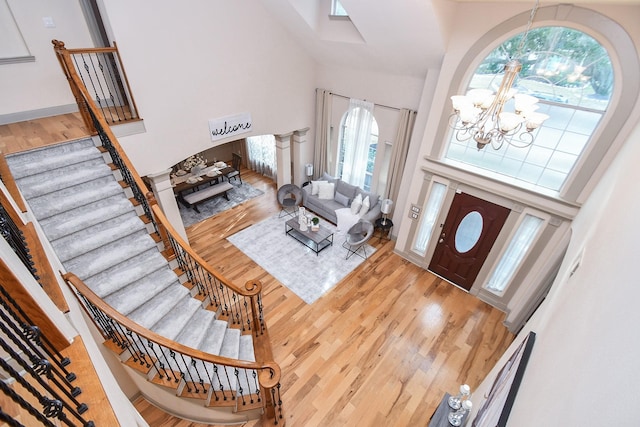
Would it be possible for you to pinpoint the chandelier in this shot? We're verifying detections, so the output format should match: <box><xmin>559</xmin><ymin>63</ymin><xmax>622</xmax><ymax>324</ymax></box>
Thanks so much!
<box><xmin>449</xmin><ymin>0</ymin><xmax>548</xmax><ymax>150</ymax></box>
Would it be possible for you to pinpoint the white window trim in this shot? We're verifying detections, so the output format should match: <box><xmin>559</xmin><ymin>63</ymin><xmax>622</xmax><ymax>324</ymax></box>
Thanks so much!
<box><xmin>411</xmin><ymin>177</ymin><xmax>450</xmax><ymax>257</ymax></box>
<box><xmin>483</xmin><ymin>208</ymin><xmax>550</xmax><ymax>296</ymax></box>
<box><xmin>430</xmin><ymin>5</ymin><xmax>640</xmax><ymax>207</ymax></box>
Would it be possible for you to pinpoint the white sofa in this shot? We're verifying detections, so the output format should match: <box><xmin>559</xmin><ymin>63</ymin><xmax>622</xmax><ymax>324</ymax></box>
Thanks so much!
<box><xmin>301</xmin><ymin>172</ymin><xmax>381</xmax><ymax>225</ymax></box>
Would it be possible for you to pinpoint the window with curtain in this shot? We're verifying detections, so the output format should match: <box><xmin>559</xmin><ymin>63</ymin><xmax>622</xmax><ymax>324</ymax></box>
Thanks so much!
<box><xmin>336</xmin><ymin>99</ymin><xmax>379</xmax><ymax>191</ymax></box>
<box><xmin>246</xmin><ymin>135</ymin><xmax>277</xmax><ymax>180</ymax></box>
<box><xmin>485</xmin><ymin>213</ymin><xmax>544</xmax><ymax>294</ymax></box>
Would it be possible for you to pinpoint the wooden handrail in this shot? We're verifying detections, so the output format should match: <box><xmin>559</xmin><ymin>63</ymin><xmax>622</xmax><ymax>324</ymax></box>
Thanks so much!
<box><xmin>54</xmin><ymin>38</ymin><xmax>283</xmax><ymax>423</ymax></box>
<box><xmin>0</xmin><ymin>182</ymin><xmax>69</xmax><ymax>314</ymax></box>
<box><xmin>151</xmin><ymin>204</ymin><xmax>261</xmax><ymax>298</ymax></box>
<box><xmin>63</xmin><ymin>272</ymin><xmax>280</xmax><ymax>388</ymax></box>
<box><xmin>0</xmin><ymin>259</ymin><xmax>70</xmax><ymax>352</ymax></box>
<box><xmin>0</xmin><ymin>152</ymin><xmax>27</xmax><ymax>213</ymax></box>
<box><xmin>52</xmin><ymin>39</ymin><xmax>140</xmax><ymax>128</ymax></box>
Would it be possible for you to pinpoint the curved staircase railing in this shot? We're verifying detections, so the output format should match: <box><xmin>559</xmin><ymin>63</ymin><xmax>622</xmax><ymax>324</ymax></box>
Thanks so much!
<box><xmin>63</xmin><ymin>273</ymin><xmax>283</xmax><ymax>422</ymax></box>
<box><xmin>53</xmin><ymin>40</ymin><xmax>284</xmax><ymax>425</ymax></box>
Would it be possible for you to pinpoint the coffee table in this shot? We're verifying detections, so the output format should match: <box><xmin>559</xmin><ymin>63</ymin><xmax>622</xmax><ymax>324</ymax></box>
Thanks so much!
<box><xmin>285</xmin><ymin>218</ymin><xmax>334</xmax><ymax>256</ymax></box>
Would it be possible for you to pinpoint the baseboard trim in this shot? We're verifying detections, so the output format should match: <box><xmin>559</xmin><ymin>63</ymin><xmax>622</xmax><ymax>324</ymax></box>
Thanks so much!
<box><xmin>0</xmin><ymin>104</ymin><xmax>79</xmax><ymax>125</ymax></box>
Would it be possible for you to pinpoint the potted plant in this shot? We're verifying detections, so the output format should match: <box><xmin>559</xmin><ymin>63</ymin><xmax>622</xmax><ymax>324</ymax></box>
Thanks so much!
<box><xmin>311</xmin><ymin>216</ymin><xmax>320</xmax><ymax>231</ymax></box>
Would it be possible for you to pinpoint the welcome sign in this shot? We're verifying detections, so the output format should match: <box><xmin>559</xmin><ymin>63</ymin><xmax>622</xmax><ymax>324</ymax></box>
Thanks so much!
<box><xmin>208</xmin><ymin>112</ymin><xmax>252</xmax><ymax>142</ymax></box>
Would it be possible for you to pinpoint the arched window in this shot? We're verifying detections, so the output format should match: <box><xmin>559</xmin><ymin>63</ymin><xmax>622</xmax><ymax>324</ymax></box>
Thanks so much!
<box><xmin>445</xmin><ymin>26</ymin><xmax>613</xmax><ymax>195</ymax></box>
<box><xmin>336</xmin><ymin>100</ymin><xmax>379</xmax><ymax>191</ymax></box>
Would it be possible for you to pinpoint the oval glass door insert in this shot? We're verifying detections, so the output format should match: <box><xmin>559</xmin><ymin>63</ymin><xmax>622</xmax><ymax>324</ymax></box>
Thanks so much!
<box><xmin>455</xmin><ymin>211</ymin><xmax>483</xmax><ymax>253</ymax></box>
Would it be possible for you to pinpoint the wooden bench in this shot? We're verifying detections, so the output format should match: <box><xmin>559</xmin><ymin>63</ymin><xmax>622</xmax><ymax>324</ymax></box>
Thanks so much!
<box><xmin>181</xmin><ymin>182</ymin><xmax>234</xmax><ymax>213</ymax></box>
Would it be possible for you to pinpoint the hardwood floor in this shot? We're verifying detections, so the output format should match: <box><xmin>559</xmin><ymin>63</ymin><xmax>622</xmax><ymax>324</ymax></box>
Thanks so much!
<box><xmin>0</xmin><ymin>116</ymin><xmax>515</xmax><ymax>426</ymax></box>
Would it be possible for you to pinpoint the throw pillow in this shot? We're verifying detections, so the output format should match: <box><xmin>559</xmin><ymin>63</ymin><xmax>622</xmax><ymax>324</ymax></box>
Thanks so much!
<box><xmin>350</xmin><ymin>193</ymin><xmax>363</xmax><ymax>215</ymax></box>
<box><xmin>334</xmin><ymin>191</ymin><xmax>350</xmax><ymax>207</ymax></box>
<box><xmin>358</xmin><ymin>191</ymin><xmax>379</xmax><ymax>209</ymax></box>
<box><xmin>311</xmin><ymin>180</ymin><xmax>326</xmax><ymax>196</ymax></box>
<box><xmin>335</xmin><ymin>180</ymin><xmax>359</xmax><ymax>200</ymax></box>
<box><xmin>359</xmin><ymin>196</ymin><xmax>371</xmax><ymax>217</ymax></box>
<box><xmin>321</xmin><ymin>172</ymin><xmax>337</xmax><ymax>183</ymax></box>
<box><xmin>318</xmin><ymin>182</ymin><xmax>335</xmax><ymax>200</ymax></box>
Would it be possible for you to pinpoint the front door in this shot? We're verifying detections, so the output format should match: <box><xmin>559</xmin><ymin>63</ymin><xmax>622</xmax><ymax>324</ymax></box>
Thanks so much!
<box><xmin>428</xmin><ymin>192</ymin><xmax>510</xmax><ymax>291</ymax></box>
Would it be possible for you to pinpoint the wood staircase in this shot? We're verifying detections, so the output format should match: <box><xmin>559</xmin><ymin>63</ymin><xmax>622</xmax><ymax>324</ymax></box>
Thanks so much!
<box><xmin>5</xmin><ymin>137</ymin><xmax>280</xmax><ymax>424</ymax></box>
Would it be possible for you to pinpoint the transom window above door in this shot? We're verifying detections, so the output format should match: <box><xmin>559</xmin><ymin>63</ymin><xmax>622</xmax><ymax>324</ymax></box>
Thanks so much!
<box><xmin>445</xmin><ymin>26</ymin><xmax>613</xmax><ymax>195</ymax></box>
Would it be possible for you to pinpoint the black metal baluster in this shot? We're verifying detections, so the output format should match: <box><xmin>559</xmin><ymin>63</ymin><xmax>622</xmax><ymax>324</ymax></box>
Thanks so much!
<box><xmin>204</xmin><ymin>271</ymin><xmax>218</xmax><ymax>308</ymax></box>
<box><xmin>211</xmin><ymin>365</ymin><xmax>222</xmax><ymax>402</ymax></box>
<box><xmin>99</xmin><ymin>52</ymin><xmax>129</xmax><ymax>120</ymax></box>
<box><xmin>242</xmin><ymin>298</ymin><xmax>252</xmax><ymax>332</ymax></box>
<box><xmin>190</xmin><ymin>359</ymin><xmax>207</xmax><ymax>395</ymax></box>
<box><xmin>0</xmin><ymin>203</ymin><xmax>40</xmax><ymax>283</ymax></box>
<box><xmin>235</xmin><ymin>368</ymin><xmax>246</xmax><ymax>406</ymax></box>
<box><xmin>178</xmin><ymin>353</ymin><xmax>199</xmax><ymax>393</ymax></box>
<box><xmin>88</xmin><ymin>111</ymin><xmax>157</xmax><ymax>233</ymax></box>
<box><xmin>0</xmin><ymin>342</ymin><xmax>92</xmax><ymax>426</ymax></box>
<box><xmin>0</xmin><ymin>380</ymin><xmax>56</xmax><ymax>427</ymax></box>
<box><xmin>0</xmin><ymin>284</ymin><xmax>71</xmax><ymax>369</ymax></box>
<box><xmin>146</xmin><ymin>341</ymin><xmax>171</xmax><ymax>380</ymax></box>
<box><xmin>0</xmin><ymin>310</ymin><xmax>76</xmax><ymax>390</ymax></box>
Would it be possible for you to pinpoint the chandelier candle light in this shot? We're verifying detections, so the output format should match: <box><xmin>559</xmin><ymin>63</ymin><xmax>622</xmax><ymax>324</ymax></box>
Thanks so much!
<box><xmin>449</xmin><ymin>0</ymin><xmax>548</xmax><ymax>150</ymax></box>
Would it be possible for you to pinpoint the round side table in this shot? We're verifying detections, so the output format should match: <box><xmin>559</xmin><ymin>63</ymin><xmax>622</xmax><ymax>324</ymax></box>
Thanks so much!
<box><xmin>374</xmin><ymin>218</ymin><xmax>393</xmax><ymax>242</ymax></box>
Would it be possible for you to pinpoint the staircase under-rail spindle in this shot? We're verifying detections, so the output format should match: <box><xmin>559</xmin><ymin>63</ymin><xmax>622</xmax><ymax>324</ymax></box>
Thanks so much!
<box><xmin>5</xmin><ymin>137</ymin><xmax>261</xmax><ymax>422</ymax></box>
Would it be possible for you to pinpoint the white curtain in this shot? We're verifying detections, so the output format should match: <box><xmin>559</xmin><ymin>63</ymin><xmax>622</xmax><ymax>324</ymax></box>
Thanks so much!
<box><xmin>341</xmin><ymin>98</ymin><xmax>374</xmax><ymax>189</ymax></box>
<box><xmin>246</xmin><ymin>135</ymin><xmax>277</xmax><ymax>180</ymax></box>
<box><xmin>313</xmin><ymin>89</ymin><xmax>332</xmax><ymax>179</ymax></box>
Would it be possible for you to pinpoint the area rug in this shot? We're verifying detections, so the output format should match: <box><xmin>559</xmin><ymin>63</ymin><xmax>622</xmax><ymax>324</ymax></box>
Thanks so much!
<box><xmin>179</xmin><ymin>181</ymin><xmax>264</xmax><ymax>227</ymax></box>
<box><xmin>227</xmin><ymin>214</ymin><xmax>376</xmax><ymax>304</ymax></box>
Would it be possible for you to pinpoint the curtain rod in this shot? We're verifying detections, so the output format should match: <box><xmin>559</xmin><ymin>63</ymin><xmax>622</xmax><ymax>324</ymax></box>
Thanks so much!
<box><xmin>329</xmin><ymin>92</ymin><xmax>402</xmax><ymax>112</ymax></box>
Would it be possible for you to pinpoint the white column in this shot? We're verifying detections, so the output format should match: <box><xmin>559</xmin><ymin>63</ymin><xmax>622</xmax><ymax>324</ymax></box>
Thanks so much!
<box><xmin>146</xmin><ymin>168</ymin><xmax>188</xmax><ymax>242</ymax></box>
<box><xmin>274</xmin><ymin>132</ymin><xmax>293</xmax><ymax>188</ymax></box>
<box><xmin>293</xmin><ymin>127</ymin><xmax>310</xmax><ymax>186</ymax></box>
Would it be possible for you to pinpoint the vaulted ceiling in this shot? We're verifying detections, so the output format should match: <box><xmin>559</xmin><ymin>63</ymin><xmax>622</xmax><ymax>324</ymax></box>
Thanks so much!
<box><xmin>261</xmin><ymin>0</ymin><xmax>454</xmax><ymax>78</ymax></box>
<box><xmin>261</xmin><ymin>0</ymin><xmax>640</xmax><ymax>79</ymax></box>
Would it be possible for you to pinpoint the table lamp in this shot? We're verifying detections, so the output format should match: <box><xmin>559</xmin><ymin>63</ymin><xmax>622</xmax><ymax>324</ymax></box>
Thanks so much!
<box><xmin>305</xmin><ymin>163</ymin><xmax>313</xmax><ymax>181</ymax></box>
<box><xmin>381</xmin><ymin>199</ymin><xmax>393</xmax><ymax>225</ymax></box>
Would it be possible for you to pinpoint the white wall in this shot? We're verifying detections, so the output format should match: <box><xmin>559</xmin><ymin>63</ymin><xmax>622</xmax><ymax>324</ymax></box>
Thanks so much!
<box><xmin>0</xmin><ymin>0</ymin><xmax>93</xmax><ymax>115</ymax></box>
<box><xmin>471</xmin><ymin>120</ymin><xmax>640</xmax><ymax>426</ymax></box>
<box><xmin>98</xmin><ymin>0</ymin><xmax>318</xmax><ymax>176</ymax></box>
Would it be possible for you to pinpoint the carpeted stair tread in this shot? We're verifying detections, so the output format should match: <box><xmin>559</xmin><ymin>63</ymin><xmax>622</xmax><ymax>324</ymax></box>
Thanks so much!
<box><xmin>10</xmin><ymin>139</ymin><xmax>258</xmax><ymax>388</ymax></box>
<box><xmin>39</xmin><ymin>195</ymin><xmax>136</xmax><ymax>241</ymax></box>
<box><xmin>26</xmin><ymin>176</ymin><xmax>124</xmax><ymax>221</ymax></box>
<box><xmin>15</xmin><ymin>158</ymin><xmax>113</xmax><ymax>199</ymax></box>
<box><xmin>85</xmin><ymin>249</ymin><xmax>171</xmax><ymax>297</ymax></box>
<box><xmin>219</xmin><ymin>328</ymin><xmax>241</xmax><ymax>360</ymax></box>
<box><xmin>199</xmin><ymin>320</ymin><xmax>229</xmax><ymax>356</ymax></box>
<box><xmin>102</xmin><ymin>268</ymin><xmax>180</xmax><ymax>315</ymax></box>
<box><xmin>63</xmin><ymin>230</ymin><xmax>158</xmax><ymax>280</ymax></box>
<box><xmin>236</xmin><ymin>335</ymin><xmax>257</xmax><ymax>398</ymax></box>
<box><xmin>127</xmin><ymin>285</ymin><xmax>191</xmax><ymax>330</ymax></box>
<box><xmin>52</xmin><ymin>212</ymin><xmax>146</xmax><ymax>263</ymax></box>
<box><xmin>173</xmin><ymin>308</ymin><xmax>218</xmax><ymax>350</ymax></box>
<box><xmin>6</xmin><ymin>138</ymin><xmax>100</xmax><ymax>179</ymax></box>
<box><xmin>146</xmin><ymin>295</ymin><xmax>203</xmax><ymax>340</ymax></box>
<box><xmin>238</xmin><ymin>335</ymin><xmax>255</xmax><ymax>363</ymax></box>
<box><xmin>213</xmin><ymin>328</ymin><xmax>241</xmax><ymax>391</ymax></box>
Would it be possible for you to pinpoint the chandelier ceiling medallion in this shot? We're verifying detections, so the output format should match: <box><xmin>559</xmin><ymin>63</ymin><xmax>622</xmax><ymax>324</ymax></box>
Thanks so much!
<box><xmin>449</xmin><ymin>0</ymin><xmax>548</xmax><ymax>150</ymax></box>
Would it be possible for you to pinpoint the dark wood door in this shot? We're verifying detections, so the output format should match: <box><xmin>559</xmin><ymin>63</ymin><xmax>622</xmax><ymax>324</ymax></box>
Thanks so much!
<box><xmin>428</xmin><ymin>192</ymin><xmax>510</xmax><ymax>291</ymax></box>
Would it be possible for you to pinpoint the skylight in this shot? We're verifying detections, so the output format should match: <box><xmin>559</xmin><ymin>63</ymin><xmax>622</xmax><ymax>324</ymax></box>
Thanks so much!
<box><xmin>331</xmin><ymin>0</ymin><xmax>348</xmax><ymax>17</ymax></box>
